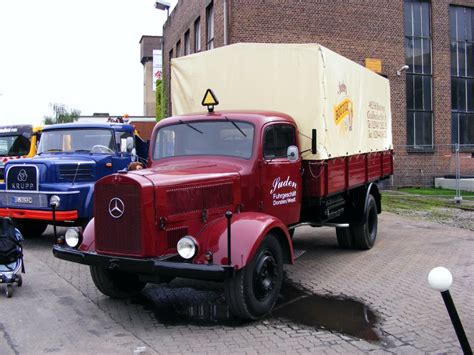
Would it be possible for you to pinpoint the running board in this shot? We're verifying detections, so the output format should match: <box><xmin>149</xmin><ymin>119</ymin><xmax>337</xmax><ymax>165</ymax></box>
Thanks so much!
<box><xmin>288</xmin><ymin>222</ymin><xmax>349</xmax><ymax>230</ymax></box>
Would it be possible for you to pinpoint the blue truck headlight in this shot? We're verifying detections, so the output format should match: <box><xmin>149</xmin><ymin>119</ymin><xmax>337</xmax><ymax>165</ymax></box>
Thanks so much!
<box><xmin>65</xmin><ymin>228</ymin><xmax>82</xmax><ymax>248</ymax></box>
<box><xmin>177</xmin><ymin>236</ymin><xmax>198</xmax><ymax>259</ymax></box>
<box><xmin>50</xmin><ymin>195</ymin><xmax>61</xmax><ymax>208</ymax></box>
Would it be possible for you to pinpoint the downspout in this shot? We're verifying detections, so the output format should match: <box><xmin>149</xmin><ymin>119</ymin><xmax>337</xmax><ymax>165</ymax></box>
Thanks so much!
<box><xmin>223</xmin><ymin>0</ymin><xmax>228</xmax><ymax>45</ymax></box>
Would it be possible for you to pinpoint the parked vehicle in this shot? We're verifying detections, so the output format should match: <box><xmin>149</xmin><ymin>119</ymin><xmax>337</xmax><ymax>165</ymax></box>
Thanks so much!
<box><xmin>53</xmin><ymin>43</ymin><xmax>393</xmax><ymax>319</ymax></box>
<box><xmin>0</xmin><ymin>125</ymin><xmax>42</xmax><ymax>182</ymax></box>
<box><xmin>0</xmin><ymin>122</ymin><xmax>149</xmax><ymax>237</ymax></box>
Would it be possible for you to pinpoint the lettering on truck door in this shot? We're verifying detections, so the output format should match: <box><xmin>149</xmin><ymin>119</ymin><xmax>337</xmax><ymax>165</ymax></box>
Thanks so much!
<box><xmin>260</xmin><ymin>123</ymin><xmax>302</xmax><ymax>225</ymax></box>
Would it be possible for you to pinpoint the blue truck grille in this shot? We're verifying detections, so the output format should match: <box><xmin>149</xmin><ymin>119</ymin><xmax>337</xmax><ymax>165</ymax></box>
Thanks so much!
<box><xmin>58</xmin><ymin>164</ymin><xmax>94</xmax><ymax>182</ymax></box>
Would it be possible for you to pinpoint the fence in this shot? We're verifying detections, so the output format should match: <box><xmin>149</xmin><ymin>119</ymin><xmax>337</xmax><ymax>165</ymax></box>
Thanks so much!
<box><xmin>385</xmin><ymin>144</ymin><xmax>474</xmax><ymax>199</ymax></box>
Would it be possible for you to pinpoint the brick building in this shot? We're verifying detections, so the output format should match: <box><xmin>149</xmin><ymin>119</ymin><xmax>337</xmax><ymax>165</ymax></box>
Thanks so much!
<box><xmin>162</xmin><ymin>0</ymin><xmax>474</xmax><ymax>186</ymax></box>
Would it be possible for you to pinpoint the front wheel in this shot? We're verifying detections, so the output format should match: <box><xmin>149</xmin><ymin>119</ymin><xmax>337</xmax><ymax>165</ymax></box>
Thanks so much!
<box><xmin>90</xmin><ymin>266</ymin><xmax>146</xmax><ymax>299</ymax></box>
<box><xmin>225</xmin><ymin>233</ymin><xmax>283</xmax><ymax>320</ymax></box>
<box><xmin>14</xmin><ymin>219</ymin><xmax>48</xmax><ymax>238</ymax></box>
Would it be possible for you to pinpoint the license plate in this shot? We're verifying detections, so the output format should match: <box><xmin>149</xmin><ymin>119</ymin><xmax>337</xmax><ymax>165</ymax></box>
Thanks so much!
<box><xmin>13</xmin><ymin>196</ymin><xmax>33</xmax><ymax>204</ymax></box>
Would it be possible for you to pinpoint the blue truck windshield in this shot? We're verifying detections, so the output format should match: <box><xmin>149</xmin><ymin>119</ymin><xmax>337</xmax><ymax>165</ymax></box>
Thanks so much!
<box><xmin>153</xmin><ymin>120</ymin><xmax>254</xmax><ymax>160</ymax></box>
<box><xmin>38</xmin><ymin>129</ymin><xmax>115</xmax><ymax>154</ymax></box>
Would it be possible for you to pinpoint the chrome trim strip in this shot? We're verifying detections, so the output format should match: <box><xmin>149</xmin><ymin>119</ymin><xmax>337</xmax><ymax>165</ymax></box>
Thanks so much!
<box><xmin>0</xmin><ymin>190</ymin><xmax>80</xmax><ymax>195</ymax></box>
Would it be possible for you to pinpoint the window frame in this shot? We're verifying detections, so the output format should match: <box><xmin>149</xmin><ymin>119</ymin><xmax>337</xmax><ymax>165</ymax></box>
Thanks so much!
<box><xmin>262</xmin><ymin>124</ymin><xmax>297</xmax><ymax>161</ymax></box>
<box><xmin>404</xmin><ymin>0</ymin><xmax>434</xmax><ymax>151</ymax></box>
<box><xmin>206</xmin><ymin>2</ymin><xmax>214</xmax><ymax>50</ymax></box>
<box><xmin>450</xmin><ymin>5</ymin><xmax>474</xmax><ymax>148</ymax></box>
<box><xmin>194</xmin><ymin>17</ymin><xmax>201</xmax><ymax>52</ymax></box>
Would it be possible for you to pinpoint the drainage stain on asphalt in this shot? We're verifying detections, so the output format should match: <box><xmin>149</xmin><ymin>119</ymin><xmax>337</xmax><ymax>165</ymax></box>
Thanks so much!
<box><xmin>134</xmin><ymin>281</ymin><xmax>380</xmax><ymax>342</ymax></box>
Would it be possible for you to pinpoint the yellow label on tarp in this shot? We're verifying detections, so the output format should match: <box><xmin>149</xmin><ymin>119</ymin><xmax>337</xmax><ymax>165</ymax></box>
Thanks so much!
<box><xmin>201</xmin><ymin>89</ymin><xmax>219</xmax><ymax>106</ymax></box>
<box><xmin>334</xmin><ymin>98</ymin><xmax>353</xmax><ymax>125</ymax></box>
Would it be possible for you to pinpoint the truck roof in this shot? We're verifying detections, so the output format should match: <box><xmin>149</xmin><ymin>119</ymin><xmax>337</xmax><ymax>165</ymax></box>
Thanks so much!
<box><xmin>42</xmin><ymin>122</ymin><xmax>134</xmax><ymax>132</ymax></box>
<box><xmin>162</xmin><ymin>110</ymin><xmax>296</xmax><ymax>126</ymax></box>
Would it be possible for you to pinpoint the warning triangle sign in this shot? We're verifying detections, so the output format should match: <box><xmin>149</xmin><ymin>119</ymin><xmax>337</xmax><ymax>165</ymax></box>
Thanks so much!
<box><xmin>201</xmin><ymin>89</ymin><xmax>219</xmax><ymax>107</ymax></box>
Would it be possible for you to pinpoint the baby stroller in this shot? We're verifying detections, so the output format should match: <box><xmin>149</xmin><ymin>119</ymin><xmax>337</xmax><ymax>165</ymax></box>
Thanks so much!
<box><xmin>0</xmin><ymin>217</ymin><xmax>25</xmax><ymax>298</ymax></box>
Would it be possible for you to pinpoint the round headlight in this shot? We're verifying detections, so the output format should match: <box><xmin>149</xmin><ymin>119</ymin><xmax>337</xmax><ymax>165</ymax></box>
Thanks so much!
<box><xmin>177</xmin><ymin>236</ymin><xmax>198</xmax><ymax>259</ymax></box>
<box><xmin>65</xmin><ymin>228</ymin><xmax>82</xmax><ymax>248</ymax></box>
<box><xmin>50</xmin><ymin>195</ymin><xmax>61</xmax><ymax>208</ymax></box>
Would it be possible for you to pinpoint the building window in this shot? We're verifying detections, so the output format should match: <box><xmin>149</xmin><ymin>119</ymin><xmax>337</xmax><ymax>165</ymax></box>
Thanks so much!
<box><xmin>404</xmin><ymin>0</ymin><xmax>433</xmax><ymax>150</ymax></box>
<box><xmin>184</xmin><ymin>30</ymin><xmax>191</xmax><ymax>55</ymax></box>
<box><xmin>206</xmin><ymin>2</ymin><xmax>214</xmax><ymax>50</ymax></box>
<box><xmin>450</xmin><ymin>6</ymin><xmax>474</xmax><ymax>146</ymax></box>
<box><xmin>194</xmin><ymin>18</ymin><xmax>201</xmax><ymax>52</ymax></box>
<box><xmin>176</xmin><ymin>40</ymin><xmax>181</xmax><ymax>58</ymax></box>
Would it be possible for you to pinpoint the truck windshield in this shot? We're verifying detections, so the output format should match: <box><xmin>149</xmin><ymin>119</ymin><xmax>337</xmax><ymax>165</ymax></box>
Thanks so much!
<box><xmin>153</xmin><ymin>120</ymin><xmax>254</xmax><ymax>159</ymax></box>
<box><xmin>38</xmin><ymin>129</ymin><xmax>115</xmax><ymax>154</ymax></box>
<box><xmin>0</xmin><ymin>135</ymin><xmax>31</xmax><ymax>157</ymax></box>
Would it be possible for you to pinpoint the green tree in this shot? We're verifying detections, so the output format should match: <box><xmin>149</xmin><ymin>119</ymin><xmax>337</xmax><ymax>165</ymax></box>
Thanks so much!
<box><xmin>43</xmin><ymin>103</ymin><xmax>81</xmax><ymax>125</ymax></box>
<box><xmin>156</xmin><ymin>79</ymin><xmax>163</xmax><ymax>121</ymax></box>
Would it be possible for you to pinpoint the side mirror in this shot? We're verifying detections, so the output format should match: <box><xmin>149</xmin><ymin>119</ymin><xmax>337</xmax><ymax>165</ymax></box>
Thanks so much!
<box><xmin>287</xmin><ymin>145</ymin><xmax>299</xmax><ymax>162</ymax></box>
<box><xmin>120</xmin><ymin>137</ymin><xmax>135</xmax><ymax>153</ymax></box>
<box><xmin>126</xmin><ymin>137</ymin><xmax>134</xmax><ymax>151</ymax></box>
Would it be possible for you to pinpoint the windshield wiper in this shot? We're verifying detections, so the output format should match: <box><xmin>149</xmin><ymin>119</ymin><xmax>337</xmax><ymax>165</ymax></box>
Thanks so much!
<box><xmin>179</xmin><ymin>120</ymin><xmax>203</xmax><ymax>134</ymax></box>
<box><xmin>38</xmin><ymin>149</ymin><xmax>62</xmax><ymax>155</ymax></box>
<box><xmin>74</xmin><ymin>149</ymin><xmax>90</xmax><ymax>153</ymax></box>
<box><xmin>225</xmin><ymin>116</ymin><xmax>246</xmax><ymax>137</ymax></box>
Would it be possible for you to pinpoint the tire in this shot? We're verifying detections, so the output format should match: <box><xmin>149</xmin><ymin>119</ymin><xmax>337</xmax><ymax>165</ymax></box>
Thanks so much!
<box><xmin>90</xmin><ymin>266</ymin><xmax>146</xmax><ymax>299</ymax></box>
<box><xmin>14</xmin><ymin>219</ymin><xmax>48</xmax><ymax>238</ymax></box>
<box><xmin>16</xmin><ymin>274</ymin><xmax>22</xmax><ymax>287</ymax></box>
<box><xmin>225</xmin><ymin>233</ymin><xmax>283</xmax><ymax>320</ymax></box>
<box><xmin>6</xmin><ymin>284</ymin><xmax>13</xmax><ymax>298</ymax></box>
<box><xmin>351</xmin><ymin>194</ymin><xmax>378</xmax><ymax>250</ymax></box>
<box><xmin>336</xmin><ymin>227</ymin><xmax>354</xmax><ymax>249</ymax></box>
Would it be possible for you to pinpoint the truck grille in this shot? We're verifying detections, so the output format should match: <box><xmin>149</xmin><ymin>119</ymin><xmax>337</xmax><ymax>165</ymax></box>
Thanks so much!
<box><xmin>167</xmin><ymin>182</ymin><xmax>233</xmax><ymax>215</ymax></box>
<box><xmin>58</xmin><ymin>164</ymin><xmax>94</xmax><ymax>182</ymax></box>
<box><xmin>95</xmin><ymin>183</ymin><xmax>142</xmax><ymax>256</ymax></box>
<box><xmin>166</xmin><ymin>227</ymin><xmax>188</xmax><ymax>250</ymax></box>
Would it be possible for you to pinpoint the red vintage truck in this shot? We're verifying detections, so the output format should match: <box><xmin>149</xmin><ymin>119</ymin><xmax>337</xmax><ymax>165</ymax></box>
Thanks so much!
<box><xmin>53</xmin><ymin>43</ymin><xmax>393</xmax><ymax>319</ymax></box>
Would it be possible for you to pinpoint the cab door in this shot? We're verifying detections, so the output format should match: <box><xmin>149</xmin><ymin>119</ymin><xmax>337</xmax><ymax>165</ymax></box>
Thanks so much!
<box><xmin>260</xmin><ymin>123</ymin><xmax>302</xmax><ymax>225</ymax></box>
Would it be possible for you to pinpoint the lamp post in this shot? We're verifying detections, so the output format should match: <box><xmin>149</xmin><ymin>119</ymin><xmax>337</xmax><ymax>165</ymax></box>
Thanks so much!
<box><xmin>154</xmin><ymin>1</ymin><xmax>170</xmax><ymax>17</ymax></box>
<box><xmin>428</xmin><ymin>267</ymin><xmax>472</xmax><ymax>354</ymax></box>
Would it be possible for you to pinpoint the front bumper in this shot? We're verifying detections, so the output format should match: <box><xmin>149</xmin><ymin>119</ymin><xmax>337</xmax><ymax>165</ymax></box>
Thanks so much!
<box><xmin>53</xmin><ymin>245</ymin><xmax>235</xmax><ymax>281</ymax></box>
<box><xmin>0</xmin><ymin>208</ymin><xmax>78</xmax><ymax>221</ymax></box>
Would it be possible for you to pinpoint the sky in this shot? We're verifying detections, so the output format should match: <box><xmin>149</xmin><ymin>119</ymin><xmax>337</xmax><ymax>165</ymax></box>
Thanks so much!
<box><xmin>0</xmin><ymin>0</ymin><xmax>178</xmax><ymax>126</ymax></box>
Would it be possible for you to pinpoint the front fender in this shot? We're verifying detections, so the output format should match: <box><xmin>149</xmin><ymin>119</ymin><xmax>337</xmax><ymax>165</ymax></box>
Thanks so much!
<box><xmin>79</xmin><ymin>217</ymin><xmax>95</xmax><ymax>252</ymax></box>
<box><xmin>195</xmin><ymin>212</ymin><xmax>294</xmax><ymax>270</ymax></box>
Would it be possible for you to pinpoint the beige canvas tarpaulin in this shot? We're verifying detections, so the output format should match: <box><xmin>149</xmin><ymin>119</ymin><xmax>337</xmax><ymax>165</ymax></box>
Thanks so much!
<box><xmin>171</xmin><ymin>43</ymin><xmax>392</xmax><ymax>160</ymax></box>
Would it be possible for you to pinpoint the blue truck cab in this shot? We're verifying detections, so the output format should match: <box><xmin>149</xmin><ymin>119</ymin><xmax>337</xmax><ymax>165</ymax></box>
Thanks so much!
<box><xmin>0</xmin><ymin>122</ymin><xmax>149</xmax><ymax>237</ymax></box>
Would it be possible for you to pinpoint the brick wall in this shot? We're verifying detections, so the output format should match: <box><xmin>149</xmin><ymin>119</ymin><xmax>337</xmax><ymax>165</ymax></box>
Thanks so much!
<box><xmin>163</xmin><ymin>0</ymin><xmax>474</xmax><ymax>186</ymax></box>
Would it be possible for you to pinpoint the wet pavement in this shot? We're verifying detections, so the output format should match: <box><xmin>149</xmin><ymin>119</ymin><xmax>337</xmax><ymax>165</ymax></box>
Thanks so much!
<box><xmin>0</xmin><ymin>212</ymin><xmax>473</xmax><ymax>354</ymax></box>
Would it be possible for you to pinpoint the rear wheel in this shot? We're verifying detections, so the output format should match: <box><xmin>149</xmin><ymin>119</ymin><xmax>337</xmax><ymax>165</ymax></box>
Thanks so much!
<box><xmin>90</xmin><ymin>266</ymin><xmax>146</xmax><ymax>299</ymax></box>
<box><xmin>352</xmin><ymin>194</ymin><xmax>378</xmax><ymax>250</ymax></box>
<box><xmin>225</xmin><ymin>233</ymin><xmax>283</xmax><ymax>320</ymax></box>
<box><xmin>14</xmin><ymin>219</ymin><xmax>48</xmax><ymax>238</ymax></box>
<box><xmin>16</xmin><ymin>274</ymin><xmax>22</xmax><ymax>287</ymax></box>
<box><xmin>5</xmin><ymin>284</ymin><xmax>13</xmax><ymax>298</ymax></box>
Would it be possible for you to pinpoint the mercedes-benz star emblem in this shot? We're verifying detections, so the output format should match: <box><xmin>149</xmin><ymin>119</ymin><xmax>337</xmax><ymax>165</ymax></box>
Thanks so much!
<box><xmin>18</xmin><ymin>169</ymin><xmax>28</xmax><ymax>182</ymax></box>
<box><xmin>108</xmin><ymin>198</ymin><xmax>125</xmax><ymax>219</ymax></box>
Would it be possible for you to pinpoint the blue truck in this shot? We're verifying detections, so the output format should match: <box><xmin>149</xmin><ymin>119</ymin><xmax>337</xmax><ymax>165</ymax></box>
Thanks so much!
<box><xmin>0</xmin><ymin>122</ymin><xmax>150</xmax><ymax>237</ymax></box>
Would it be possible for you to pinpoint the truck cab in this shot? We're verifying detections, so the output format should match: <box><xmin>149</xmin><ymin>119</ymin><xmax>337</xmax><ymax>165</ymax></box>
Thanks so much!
<box><xmin>0</xmin><ymin>122</ymin><xmax>149</xmax><ymax>237</ymax></box>
<box><xmin>0</xmin><ymin>125</ymin><xmax>42</xmax><ymax>182</ymax></box>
